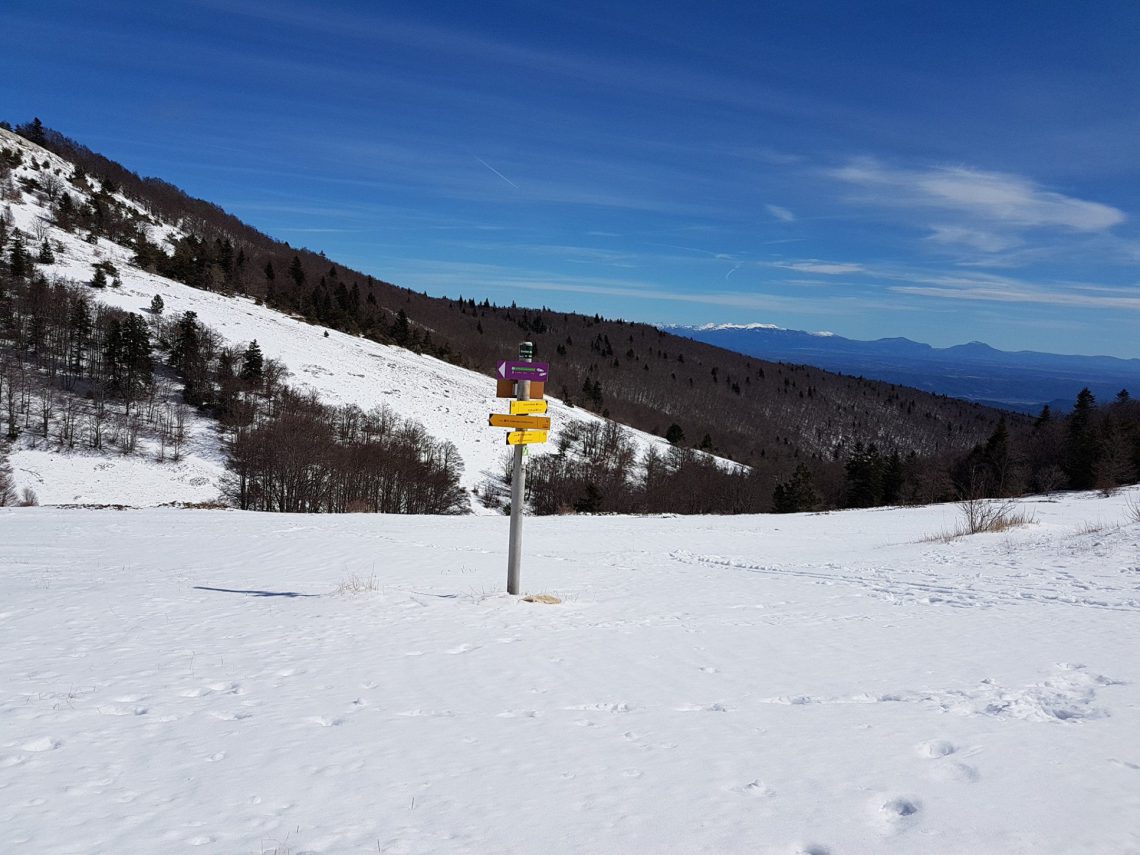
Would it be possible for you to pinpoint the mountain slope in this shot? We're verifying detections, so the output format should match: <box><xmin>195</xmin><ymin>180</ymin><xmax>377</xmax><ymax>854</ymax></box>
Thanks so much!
<box><xmin>2</xmin><ymin>124</ymin><xmax>1020</xmax><ymax>508</ymax></box>
<box><xmin>2</xmin><ymin>126</ymin><xmax>664</xmax><ymax>508</ymax></box>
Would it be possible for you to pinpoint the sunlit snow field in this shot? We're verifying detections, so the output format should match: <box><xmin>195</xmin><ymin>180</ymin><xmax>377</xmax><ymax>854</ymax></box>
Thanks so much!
<box><xmin>2</xmin><ymin>491</ymin><xmax>1139</xmax><ymax>853</ymax></box>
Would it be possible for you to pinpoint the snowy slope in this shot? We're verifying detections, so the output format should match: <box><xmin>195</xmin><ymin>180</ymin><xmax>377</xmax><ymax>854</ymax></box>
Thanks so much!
<box><xmin>2</xmin><ymin>490</ymin><xmax>1139</xmax><ymax>853</ymax></box>
<box><xmin>1</xmin><ymin>127</ymin><xmax>689</xmax><ymax>510</ymax></box>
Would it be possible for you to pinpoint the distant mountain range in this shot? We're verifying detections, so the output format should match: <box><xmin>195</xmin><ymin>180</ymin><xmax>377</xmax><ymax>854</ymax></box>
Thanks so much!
<box><xmin>662</xmin><ymin>323</ymin><xmax>1140</xmax><ymax>414</ymax></box>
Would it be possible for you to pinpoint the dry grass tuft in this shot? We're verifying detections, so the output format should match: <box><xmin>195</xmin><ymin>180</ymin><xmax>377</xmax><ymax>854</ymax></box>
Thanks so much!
<box><xmin>335</xmin><ymin>574</ymin><xmax>379</xmax><ymax>594</ymax></box>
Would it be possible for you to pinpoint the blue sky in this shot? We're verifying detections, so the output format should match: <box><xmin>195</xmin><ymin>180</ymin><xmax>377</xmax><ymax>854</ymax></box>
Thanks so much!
<box><xmin>5</xmin><ymin>1</ymin><xmax>1140</xmax><ymax>357</ymax></box>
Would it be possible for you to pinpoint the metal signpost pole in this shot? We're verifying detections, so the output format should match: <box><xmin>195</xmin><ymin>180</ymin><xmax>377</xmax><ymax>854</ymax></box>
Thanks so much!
<box><xmin>506</xmin><ymin>341</ymin><xmax>533</xmax><ymax>595</ymax></box>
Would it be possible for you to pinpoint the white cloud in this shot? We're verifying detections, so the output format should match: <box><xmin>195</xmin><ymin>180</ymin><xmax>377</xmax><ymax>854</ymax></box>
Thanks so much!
<box><xmin>832</xmin><ymin>158</ymin><xmax>1125</xmax><ymax>233</ymax></box>
<box><xmin>926</xmin><ymin>225</ymin><xmax>1021</xmax><ymax>253</ymax></box>
<box><xmin>771</xmin><ymin>260</ymin><xmax>864</xmax><ymax>275</ymax></box>
<box><xmin>765</xmin><ymin>204</ymin><xmax>796</xmax><ymax>222</ymax></box>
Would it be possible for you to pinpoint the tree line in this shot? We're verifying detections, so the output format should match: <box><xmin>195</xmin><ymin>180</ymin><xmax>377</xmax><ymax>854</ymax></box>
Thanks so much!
<box><xmin>518</xmin><ymin>388</ymin><xmax>1140</xmax><ymax>516</ymax></box>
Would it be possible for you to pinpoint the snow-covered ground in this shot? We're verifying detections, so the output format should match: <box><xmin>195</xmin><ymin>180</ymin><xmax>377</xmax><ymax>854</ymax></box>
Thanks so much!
<box><xmin>3</xmin><ymin>490</ymin><xmax>1139</xmax><ymax>853</ymax></box>
<box><xmin>2</xmin><ymin>126</ymin><xmax>688</xmax><ymax>510</ymax></box>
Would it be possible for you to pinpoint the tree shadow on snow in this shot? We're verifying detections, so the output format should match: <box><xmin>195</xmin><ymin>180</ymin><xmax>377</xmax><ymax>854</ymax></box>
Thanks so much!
<box><xmin>193</xmin><ymin>586</ymin><xmax>319</xmax><ymax>598</ymax></box>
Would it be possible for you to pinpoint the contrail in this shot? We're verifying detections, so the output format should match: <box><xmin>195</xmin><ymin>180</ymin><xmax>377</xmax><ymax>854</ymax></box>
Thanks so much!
<box><xmin>475</xmin><ymin>156</ymin><xmax>519</xmax><ymax>189</ymax></box>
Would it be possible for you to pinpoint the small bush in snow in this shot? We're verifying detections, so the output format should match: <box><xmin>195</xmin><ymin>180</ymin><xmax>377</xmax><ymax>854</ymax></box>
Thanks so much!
<box><xmin>923</xmin><ymin>498</ymin><xmax>1036</xmax><ymax>543</ymax></box>
<box><xmin>1126</xmin><ymin>494</ymin><xmax>1140</xmax><ymax>525</ymax></box>
<box><xmin>958</xmin><ymin>497</ymin><xmax>1034</xmax><ymax>535</ymax></box>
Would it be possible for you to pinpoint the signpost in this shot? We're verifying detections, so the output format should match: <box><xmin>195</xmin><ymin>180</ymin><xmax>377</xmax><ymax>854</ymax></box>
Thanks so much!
<box><xmin>497</xmin><ymin>360</ymin><xmax>550</xmax><ymax>382</ymax></box>
<box><xmin>509</xmin><ymin>400</ymin><xmax>548</xmax><ymax>416</ymax></box>
<box><xmin>489</xmin><ymin>342</ymin><xmax>551</xmax><ymax>595</ymax></box>
<box><xmin>506</xmin><ymin>430</ymin><xmax>548</xmax><ymax>445</ymax></box>
<box><xmin>488</xmin><ymin>414</ymin><xmax>552</xmax><ymax>431</ymax></box>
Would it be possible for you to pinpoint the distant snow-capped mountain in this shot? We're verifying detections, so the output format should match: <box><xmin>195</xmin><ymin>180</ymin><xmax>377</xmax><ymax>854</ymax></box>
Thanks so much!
<box><xmin>663</xmin><ymin>323</ymin><xmax>1140</xmax><ymax>413</ymax></box>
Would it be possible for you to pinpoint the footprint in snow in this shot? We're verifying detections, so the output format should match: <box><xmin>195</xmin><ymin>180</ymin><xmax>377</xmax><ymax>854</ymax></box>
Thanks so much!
<box><xmin>305</xmin><ymin>716</ymin><xmax>344</xmax><ymax>727</ymax></box>
<box><xmin>21</xmin><ymin>737</ymin><xmax>61</xmax><ymax>752</ymax></box>
<box><xmin>447</xmin><ymin>644</ymin><xmax>478</xmax><ymax>655</ymax></box>
<box><xmin>740</xmin><ymin>779</ymin><xmax>774</xmax><ymax>797</ymax></box>
<box><xmin>99</xmin><ymin>704</ymin><xmax>148</xmax><ymax>717</ymax></box>
<box><xmin>874</xmin><ymin>796</ymin><xmax>921</xmax><ymax>833</ymax></box>
<box><xmin>932</xmin><ymin>761</ymin><xmax>981</xmax><ymax>783</ymax></box>
<box><xmin>209</xmin><ymin>711</ymin><xmax>252</xmax><ymax>721</ymax></box>
<box><xmin>917</xmin><ymin>739</ymin><xmax>957</xmax><ymax>758</ymax></box>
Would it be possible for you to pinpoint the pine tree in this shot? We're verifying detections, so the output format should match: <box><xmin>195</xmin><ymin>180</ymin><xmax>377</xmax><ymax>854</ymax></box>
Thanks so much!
<box><xmin>1064</xmin><ymin>388</ymin><xmax>1099</xmax><ymax>490</ymax></box>
<box><xmin>150</xmin><ymin>294</ymin><xmax>164</xmax><ymax>315</ymax></box>
<box><xmin>67</xmin><ymin>297</ymin><xmax>92</xmax><ymax>373</ymax></box>
<box><xmin>90</xmin><ymin>267</ymin><xmax>108</xmax><ymax>288</ymax></box>
<box><xmin>391</xmin><ymin>309</ymin><xmax>411</xmax><ymax>346</ymax></box>
<box><xmin>240</xmin><ymin>340</ymin><xmax>264</xmax><ymax>382</ymax></box>
<box><xmin>37</xmin><ymin>238</ymin><xmax>54</xmax><ymax>264</ymax></box>
<box><xmin>772</xmin><ymin>463</ymin><xmax>818</xmax><ymax>513</ymax></box>
<box><xmin>8</xmin><ymin>234</ymin><xmax>28</xmax><ymax>278</ymax></box>
<box><xmin>844</xmin><ymin>442</ymin><xmax>885</xmax><ymax>508</ymax></box>
<box><xmin>119</xmin><ymin>313</ymin><xmax>153</xmax><ymax>414</ymax></box>
<box><xmin>288</xmin><ymin>255</ymin><xmax>305</xmax><ymax>289</ymax></box>
<box><xmin>19</xmin><ymin>117</ymin><xmax>46</xmax><ymax>146</ymax></box>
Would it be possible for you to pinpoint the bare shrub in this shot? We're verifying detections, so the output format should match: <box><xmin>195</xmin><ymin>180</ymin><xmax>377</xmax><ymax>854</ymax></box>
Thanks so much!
<box><xmin>19</xmin><ymin>486</ymin><xmax>38</xmax><ymax>506</ymax></box>
<box><xmin>923</xmin><ymin>498</ymin><xmax>1036</xmax><ymax>542</ymax></box>
<box><xmin>958</xmin><ymin>497</ymin><xmax>1035</xmax><ymax>535</ymax></box>
<box><xmin>1073</xmin><ymin>519</ymin><xmax>1120</xmax><ymax>537</ymax></box>
<box><xmin>0</xmin><ymin>463</ymin><xmax>15</xmax><ymax>506</ymax></box>
<box><xmin>1126</xmin><ymin>494</ymin><xmax>1140</xmax><ymax>525</ymax></box>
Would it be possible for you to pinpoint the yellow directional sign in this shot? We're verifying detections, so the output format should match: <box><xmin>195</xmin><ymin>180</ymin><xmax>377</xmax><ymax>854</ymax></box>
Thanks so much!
<box><xmin>510</xmin><ymin>399</ymin><xmax>548</xmax><ymax>416</ymax></box>
<box><xmin>506</xmin><ymin>430</ymin><xmax>548</xmax><ymax>445</ymax></box>
<box><xmin>489</xmin><ymin>414</ymin><xmax>552</xmax><ymax>430</ymax></box>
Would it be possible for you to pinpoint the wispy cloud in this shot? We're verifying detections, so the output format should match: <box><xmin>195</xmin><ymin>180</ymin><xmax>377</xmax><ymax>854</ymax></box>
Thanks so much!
<box><xmin>769</xmin><ymin>260</ymin><xmax>864</xmax><ymax>275</ymax></box>
<box><xmin>925</xmin><ymin>225</ymin><xmax>1021</xmax><ymax>253</ymax></box>
<box><xmin>765</xmin><ymin>204</ymin><xmax>796</xmax><ymax>222</ymax></box>
<box><xmin>888</xmin><ymin>270</ymin><xmax>1140</xmax><ymax>311</ymax></box>
<box><xmin>833</xmin><ymin>158</ymin><xmax>1125</xmax><ymax>232</ymax></box>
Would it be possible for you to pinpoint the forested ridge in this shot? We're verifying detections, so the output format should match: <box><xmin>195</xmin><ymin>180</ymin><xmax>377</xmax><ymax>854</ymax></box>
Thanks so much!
<box><xmin>3</xmin><ymin>119</ymin><xmax>1140</xmax><ymax>514</ymax></box>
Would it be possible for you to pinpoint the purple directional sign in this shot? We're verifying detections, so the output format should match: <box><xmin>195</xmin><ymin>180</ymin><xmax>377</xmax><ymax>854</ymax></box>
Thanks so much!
<box><xmin>497</xmin><ymin>360</ymin><xmax>550</xmax><ymax>382</ymax></box>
